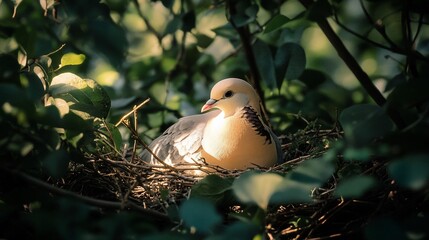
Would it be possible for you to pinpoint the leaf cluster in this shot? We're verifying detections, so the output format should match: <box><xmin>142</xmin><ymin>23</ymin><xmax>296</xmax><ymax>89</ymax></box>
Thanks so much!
<box><xmin>1</xmin><ymin>0</ymin><xmax>429</xmax><ymax>239</ymax></box>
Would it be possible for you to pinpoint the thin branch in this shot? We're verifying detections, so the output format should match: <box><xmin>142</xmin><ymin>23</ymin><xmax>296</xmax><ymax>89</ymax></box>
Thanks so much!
<box><xmin>332</xmin><ymin>13</ymin><xmax>394</xmax><ymax>52</ymax></box>
<box><xmin>359</xmin><ymin>0</ymin><xmax>401</xmax><ymax>51</ymax></box>
<box><xmin>115</xmin><ymin>98</ymin><xmax>151</xmax><ymax>127</ymax></box>
<box><xmin>299</xmin><ymin>0</ymin><xmax>406</xmax><ymax>129</ymax></box>
<box><xmin>412</xmin><ymin>13</ymin><xmax>424</xmax><ymax>45</ymax></box>
<box><xmin>333</xmin><ymin>2</ymin><xmax>429</xmax><ymax>63</ymax></box>
<box><xmin>131</xmin><ymin>0</ymin><xmax>163</xmax><ymax>46</ymax></box>
<box><xmin>3</xmin><ymin>168</ymin><xmax>170</xmax><ymax>222</ymax></box>
<box><xmin>226</xmin><ymin>0</ymin><xmax>265</xmax><ymax>107</ymax></box>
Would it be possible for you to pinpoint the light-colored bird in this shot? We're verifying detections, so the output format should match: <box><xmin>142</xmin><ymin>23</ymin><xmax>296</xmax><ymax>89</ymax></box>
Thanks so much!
<box><xmin>141</xmin><ymin>78</ymin><xmax>283</xmax><ymax>170</ymax></box>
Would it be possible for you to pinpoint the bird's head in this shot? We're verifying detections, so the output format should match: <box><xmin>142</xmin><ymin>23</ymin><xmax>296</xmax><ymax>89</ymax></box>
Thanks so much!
<box><xmin>201</xmin><ymin>78</ymin><xmax>261</xmax><ymax>116</ymax></box>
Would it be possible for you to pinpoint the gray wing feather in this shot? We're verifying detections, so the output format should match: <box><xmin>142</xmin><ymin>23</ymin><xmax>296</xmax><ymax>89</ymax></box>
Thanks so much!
<box><xmin>141</xmin><ymin>111</ymin><xmax>219</xmax><ymax>165</ymax></box>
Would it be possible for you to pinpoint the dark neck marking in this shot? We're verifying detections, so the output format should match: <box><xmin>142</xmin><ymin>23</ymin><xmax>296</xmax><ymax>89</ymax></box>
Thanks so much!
<box><xmin>242</xmin><ymin>106</ymin><xmax>272</xmax><ymax>144</ymax></box>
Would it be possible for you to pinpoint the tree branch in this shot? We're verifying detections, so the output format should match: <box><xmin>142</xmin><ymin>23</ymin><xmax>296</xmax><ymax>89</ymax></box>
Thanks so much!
<box><xmin>3</xmin><ymin>168</ymin><xmax>171</xmax><ymax>222</ymax></box>
<box><xmin>226</xmin><ymin>1</ymin><xmax>265</xmax><ymax>106</ymax></box>
<box><xmin>299</xmin><ymin>0</ymin><xmax>405</xmax><ymax>129</ymax></box>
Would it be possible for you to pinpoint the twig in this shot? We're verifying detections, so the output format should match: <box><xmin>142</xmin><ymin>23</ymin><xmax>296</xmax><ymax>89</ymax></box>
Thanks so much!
<box><xmin>226</xmin><ymin>0</ymin><xmax>265</xmax><ymax>107</ymax></box>
<box><xmin>299</xmin><ymin>0</ymin><xmax>406</xmax><ymax>129</ymax></box>
<box><xmin>131</xmin><ymin>0</ymin><xmax>163</xmax><ymax>45</ymax></box>
<box><xmin>115</xmin><ymin>98</ymin><xmax>150</xmax><ymax>127</ymax></box>
<box><xmin>3</xmin><ymin>168</ymin><xmax>171</xmax><ymax>222</ymax></box>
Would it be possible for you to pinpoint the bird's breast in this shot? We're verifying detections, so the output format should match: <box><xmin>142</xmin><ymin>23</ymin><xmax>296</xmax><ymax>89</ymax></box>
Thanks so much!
<box><xmin>201</xmin><ymin>110</ymin><xmax>277</xmax><ymax>169</ymax></box>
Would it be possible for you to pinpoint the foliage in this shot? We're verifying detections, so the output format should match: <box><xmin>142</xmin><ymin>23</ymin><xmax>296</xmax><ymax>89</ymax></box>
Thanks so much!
<box><xmin>1</xmin><ymin>0</ymin><xmax>429</xmax><ymax>239</ymax></box>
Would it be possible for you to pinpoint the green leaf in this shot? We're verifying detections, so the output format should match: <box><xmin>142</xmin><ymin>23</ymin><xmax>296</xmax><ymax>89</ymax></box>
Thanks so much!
<box><xmin>50</xmin><ymin>73</ymin><xmax>111</xmax><ymax>120</ymax></box>
<box><xmin>253</xmin><ymin>40</ymin><xmax>276</xmax><ymax>89</ymax></box>
<box><xmin>269</xmin><ymin>178</ymin><xmax>313</xmax><ymax>204</ymax></box>
<box><xmin>232</xmin><ymin>172</ymin><xmax>284</xmax><ymax>210</ymax></box>
<box><xmin>264</xmin><ymin>15</ymin><xmax>290</xmax><ymax>34</ymax></box>
<box><xmin>211</xmin><ymin>23</ymin><xmax>237</xmax><ymax>39</ymax></box>
<box><xmin>274</xmin><ymin>42</ymin><xmax>306</xmax><ymax>89</ymax></box>
<box><xmin>230</xmin><ymin>1</ymin><xmax>258</xmax><ymax>27</ymax></box>
<box><xmin>335</xmin><ymin>175</ymin><xmax>377</xmax><ymax>198</ymax></box>
<box><xmin>287</xmin><ymin>157</ymin><xmax>335</xmax><ymax>186</ymax></box>
<box><xmin>343</xmin><ymin>147</ymin><xmax>373</xmax><ymax>162</ymax></box>
<box><xmin>59</xmin><ymin>53</ymin><xmax>86</xmax><ymax>69</ymax></box>
<box><xmin>97</xmin><ymin>121</ymin><xmax>123</xmax><ymax>152</ymax></box>
<box><xmin>42</xmin><ymin>150</ymin><xmax>70</xmax><ymax>179</ymax></box>
<box><xmin>191</xmin><ymin>175</ymin><xmax>233</xmax><ymax>205</ymax></box>
<box><xmin>339</xmin><ymin>104</ymin><xmax>395</xmax><ymax>147</ymax></box>
<box><xmin>21</xmin><ymin>71</ymin><xmax>45</xmax><ymax>101</ymax></box>
<box><xmin>194</xmin><ymin>34</ymin><xmax>214</xmax><ymax>49</ymax></box>
<box><xmin>388</xmin><ymin>154</ymin><xmax>429</xmax><ymax>190</ymax></box>
<box><xmin>179</xmin><ymin>198</ymin><xmax>222</xmax><ymax>234</ymax></box>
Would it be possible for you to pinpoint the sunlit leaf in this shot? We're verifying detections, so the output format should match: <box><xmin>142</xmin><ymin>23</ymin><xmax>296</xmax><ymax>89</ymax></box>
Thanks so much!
<box><xmin>388</xmin><ymin>154</ymin><xmax>429</xmax><ymax>190</ymax></box>
<box><xmin>233</xmin><ymin>172</ymin><xmax>284</xmax><ymax>210</ymax></box>
<box><xmin>39</xmin><ymin>0</ymin><xmax>56</xmax><ymax>12</ymax></box>
<box><xmin>50</xmin><ymin>72</ymin><xmax>111</xmax><ymax>120</ymax></box>
<box><xmin>59</xmin><ymin>53</ymin><xmax>86</xmax><ymax>69</ymax></box>
<box><xmin>179</xmin><ymin>198</ymin><xmax>221</xmax><ymax>234</ymax></box>
<box><xmin>17</xmin><ymin>50</ymin><xmax>27</xmax><ymax>68</ymax></box>
<box><xmin>335</xmin><ymin>175</ymin><xmax>377</xmax><ymax>198</ymax></box>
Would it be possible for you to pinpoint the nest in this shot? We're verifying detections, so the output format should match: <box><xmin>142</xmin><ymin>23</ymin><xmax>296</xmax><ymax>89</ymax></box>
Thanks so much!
<box><xmin>57</xmin><ymin>103</ymin><xmax>349</xmax><ymax>238</ymax></box>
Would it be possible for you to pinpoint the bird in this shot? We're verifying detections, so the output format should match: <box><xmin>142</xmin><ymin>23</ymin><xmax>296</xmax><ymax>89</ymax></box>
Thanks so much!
<box><xmin>141</xmin><ymin>78</ymin><xmax>283</xmax><ymax>170</ymax></box>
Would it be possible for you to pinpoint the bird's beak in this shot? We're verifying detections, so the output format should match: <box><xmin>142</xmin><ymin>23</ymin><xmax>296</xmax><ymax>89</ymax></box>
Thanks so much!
<box><xmin>201</xmin><ymin>98</ymin><xmax>218</xmax><ymax>112</ymax></box>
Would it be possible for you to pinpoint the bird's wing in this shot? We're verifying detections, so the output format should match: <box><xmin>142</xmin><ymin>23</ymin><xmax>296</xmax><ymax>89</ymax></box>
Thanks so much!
<box><xmin>141</xmin><ymin>110</ymin><xmax>220</xmax><ymax>165</ymax></box>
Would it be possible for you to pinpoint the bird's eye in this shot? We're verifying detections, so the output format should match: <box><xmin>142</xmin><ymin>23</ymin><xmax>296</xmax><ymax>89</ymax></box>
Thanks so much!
<box><xmin>224</xmin><ymin>90</ymin><xmax>234</xmax><ymax>98</ymax></box>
